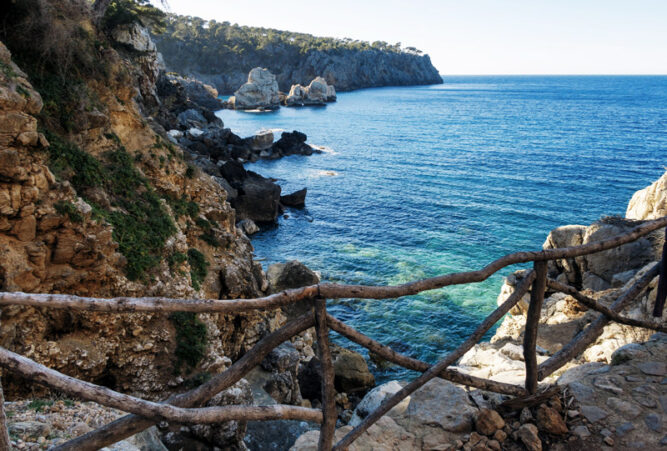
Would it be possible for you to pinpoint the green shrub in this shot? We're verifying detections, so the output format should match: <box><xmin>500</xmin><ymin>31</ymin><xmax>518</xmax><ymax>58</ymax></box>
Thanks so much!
<box><xmin>168</xmin><ymin>311</ymin><xmax>207</xmax><ymax>372</ymax></box>
<box><xmin>167</xmin><ymin>195</ymin><xmax>199</xmax><ymax>218</ymax></box>
<box><xmin>187</xmin><ymin>248</ymin><xmax>208</xmax><ymax>290</ymax></box>
<box><xmin>54</xmin><ymin>201</ymin><xmax>83</xmax><ymax>223</ymax></box>
<box><xmin>46</xmin><ymin>134</ymin><xmax>176</xmax><ymax>281</ymax></box>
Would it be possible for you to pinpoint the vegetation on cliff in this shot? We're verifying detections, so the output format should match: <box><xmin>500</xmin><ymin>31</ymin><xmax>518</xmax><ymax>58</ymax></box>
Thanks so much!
<box><xmin>154</xmin><ymin>13</ymin><xmax>443</xmax><ymax>93</ymax></box>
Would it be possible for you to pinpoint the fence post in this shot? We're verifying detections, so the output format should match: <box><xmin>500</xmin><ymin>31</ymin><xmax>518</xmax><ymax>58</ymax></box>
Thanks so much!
<box><xmin>314</xmin><ymin>298</ymin><xmax>336</xmax><ymax>451</ymax></box>
<box><xmin>523</xmin><ymin>261</ymin><xmax>548</xmax><ymax>394</ymax></box>
<box><xmin>0</xmin><ymin>376</ymin><xmax>10</xmax><ymax>450</ymax></box>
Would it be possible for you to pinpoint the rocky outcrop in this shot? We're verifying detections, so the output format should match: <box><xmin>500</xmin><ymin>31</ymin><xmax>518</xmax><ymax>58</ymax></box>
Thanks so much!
<box><xmin>159</xmin><ymin>72</ymin><xmax>222</xmax><ymax>111</ymax></box>
<box><xmin>229</xmin><ymin>67</ymin><xmax>280</xmax><ymax>110</ymax></box>
<box><xmin>626</xmin><ymin>170</ymin><xmax>667</xmax><ymax>220</ymax></box>
<box><xmin>112</xmin><ymin>23</ymin><xmax>161</xmax><ymax>109</ymax></box>
<box><xmin>219</xmin><ymin>161</ymin><xmax>282</xmax><ymax>223</ymax></box>
<box><xmin>285</xmin><ymin>77</ymin><xmax>337</xmax><ymax>106</ymax></box>
<box><xmin>543</xmin><ymin>217</ymin><xmax>663</xmax><ymax>291</ymax></box>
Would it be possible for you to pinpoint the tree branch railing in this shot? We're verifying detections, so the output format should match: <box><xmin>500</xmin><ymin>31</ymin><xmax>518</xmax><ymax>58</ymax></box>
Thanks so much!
<box><xmin>0</xmin><ymin>215</ymin><xmax>664</xmax><ymax>450</ymax></box>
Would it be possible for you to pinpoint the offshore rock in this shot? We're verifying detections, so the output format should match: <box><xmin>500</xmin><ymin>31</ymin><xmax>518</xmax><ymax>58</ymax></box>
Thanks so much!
<box><xmin>281</xmin><ymin>188</ymin><xmax>307</xmax><ymax>208</ymax></box>
<box><xmin>230</xmin><ymin>67</ymin><xmax>280</xmax><ymax>110</ymax></box>
<box><xmin>285</xmin><ymin>76</ymin><xmax>337</xmax><ymax>106</ymax></box>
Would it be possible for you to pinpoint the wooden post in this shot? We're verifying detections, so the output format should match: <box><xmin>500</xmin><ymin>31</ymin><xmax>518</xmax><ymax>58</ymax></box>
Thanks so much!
<box><xmin>0</xmin><ymin>376</ymin><xmax>10</xmax><ymax>450</ymax></box>
<box><xmin>653</xmin><ymin>227</ymin><xmax>667</xmax><ymax>317</ymax></box>
<box><xmin>314</xmin><ymin>298</ymin><xmax>336</xmax><ymax>451</ymax></box>
<box><xmin>523</xmin><ymin>261</ymin><xmax>548</xmax><ymax>394</ymax></box>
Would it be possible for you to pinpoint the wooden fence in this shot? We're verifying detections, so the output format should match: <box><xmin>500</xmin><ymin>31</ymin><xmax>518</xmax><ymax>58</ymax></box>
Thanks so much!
<box><xmin>0</xmin><ymin>216</ymin><xmax>665</xmax><ymax>450</ymax></box>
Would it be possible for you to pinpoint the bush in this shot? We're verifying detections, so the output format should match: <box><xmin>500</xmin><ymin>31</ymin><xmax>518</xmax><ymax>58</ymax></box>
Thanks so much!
<box><xmin>187</xmin><ymin>248</ymin><xmax>208</xmax><ymax>290</ymax></box>
<box><xmin>169</xmin><ymin>311</ymin><xmax>207</xmax><ymax>372</ymax></box>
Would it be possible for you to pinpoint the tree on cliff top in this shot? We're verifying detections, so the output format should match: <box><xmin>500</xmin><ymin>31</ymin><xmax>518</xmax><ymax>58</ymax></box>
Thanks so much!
<box><xmin>99</xmin><ymin>0</ymin><xmax>167</xmax><ymax>33</ymax></box>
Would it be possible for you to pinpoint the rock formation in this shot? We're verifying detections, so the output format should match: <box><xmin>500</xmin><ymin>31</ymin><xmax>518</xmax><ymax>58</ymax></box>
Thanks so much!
<box><xmin>626</xmin><ymin>170</ymin><xmax>667</xmax><ymax>220</ymax></box>
<box><xmin>229</xmin><ymin>67</ymin><xmax>280</xmax><ymax>110</ymax></box>
<box><xmin>285</xmin><ymin>77</ymin><xmax>337</xmax><ymax>106</ymax></box>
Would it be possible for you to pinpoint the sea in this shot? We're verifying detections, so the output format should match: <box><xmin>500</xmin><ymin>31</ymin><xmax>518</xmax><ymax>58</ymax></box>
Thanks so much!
<box><xmin>217</xmin><ymin>76</ymin><xmax>667</xmax><ymax>382</ymax></box>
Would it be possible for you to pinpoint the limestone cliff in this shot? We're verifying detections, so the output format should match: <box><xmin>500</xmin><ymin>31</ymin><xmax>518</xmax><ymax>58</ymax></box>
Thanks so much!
<box><xmin>0</xmin><ymin>1</ymin><xmax>279</xmax><ymax>400</ymax></box>
<box><xmin>153</xmin><ymin>14</ymin><xmax>443</xmax><ymax>94</ymax></box>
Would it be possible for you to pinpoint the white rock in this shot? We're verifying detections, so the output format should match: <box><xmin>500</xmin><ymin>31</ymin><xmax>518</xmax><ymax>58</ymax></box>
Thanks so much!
<box><xmin>626</xmin><ymin>170</ymin><xmax>667</xmax><ymax>220</ymax></box>
<box><xmin>232</xmin><ymin>68</ymin><xmax>280</xmax><ymax>109</ymax></box>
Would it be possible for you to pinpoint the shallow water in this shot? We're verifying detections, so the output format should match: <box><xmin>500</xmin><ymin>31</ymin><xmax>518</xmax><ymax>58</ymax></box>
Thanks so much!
<box><xmin>217</xmin><ymin>76</ymin><xmax>667</xmax><ymax>381</ymax></box>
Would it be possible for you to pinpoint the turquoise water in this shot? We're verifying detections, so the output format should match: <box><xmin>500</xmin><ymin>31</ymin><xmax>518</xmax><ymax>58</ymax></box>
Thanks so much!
<box><xmin>217</xmin><ymin>76</ymin><xmax>667</xmax><ymax>380</ymax></box>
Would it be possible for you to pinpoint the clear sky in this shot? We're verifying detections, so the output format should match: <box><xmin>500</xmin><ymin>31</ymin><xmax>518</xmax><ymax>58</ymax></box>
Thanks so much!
<box><xmin>154</xmin><ymin>0</ymin><xmax>667</xmax><ymax>75</ymax></box>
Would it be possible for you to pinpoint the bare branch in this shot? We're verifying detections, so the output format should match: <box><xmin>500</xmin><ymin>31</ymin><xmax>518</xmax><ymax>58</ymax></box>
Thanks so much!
<box><xmin>546</xmin><ymin>278</ymin><xmax>667</xmax><ymax>333</ymax></box>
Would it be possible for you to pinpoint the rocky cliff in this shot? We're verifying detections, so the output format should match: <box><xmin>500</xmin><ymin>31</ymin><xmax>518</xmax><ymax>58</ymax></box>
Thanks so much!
<box><xmin>153</xmin><ymin>14</ymin><xmax>443</xmax><ymax>94</ymax></box>
<box><xmin>0</xmin><ymin>1</ymin><xmax>278</xmax><ymax>401</ymax></box>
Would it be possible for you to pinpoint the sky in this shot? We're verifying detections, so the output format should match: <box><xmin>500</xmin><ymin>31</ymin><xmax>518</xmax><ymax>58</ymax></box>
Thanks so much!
<box><xmin>154</xmin><ymin>0</ymin><xmax>667</xmax><ymax>75</ymax></box>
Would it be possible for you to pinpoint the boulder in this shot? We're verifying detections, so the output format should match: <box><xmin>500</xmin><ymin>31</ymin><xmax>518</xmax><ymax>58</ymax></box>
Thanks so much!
<box><xmin>238</xmin><ymin>219</ymin><xmax>259</xmax><ymax>236</ymax></box>
<box><xmin>349</xmin><ymin>380</ymin><xmax>408</xmax><ymax>426</ymax></box>
<box><xmin>262</xmin><ymin>342</ymin><xmax>300</xmax><ymax>373</ymax></box>
<box><xmin>626</xmin><ymin>170</ymin><xmax>667</xmax><ymax>220</ymax></box>
<box><xmin>272</xmin><ymin>131</ymin><xmax>317</xmax><ymax>157</ymax></box>
<box><xmin>281</xmin><ymin>188</ymin><xmax>307</xmax><ymax>208</ymax></box>
<box><xmin>177</xmin><ymin>109</ymin><xmax>207</xmax><ymax>128</ymax></box>
<box><xmin>268</xmin><ymin>260</ymin><xmax>320</xmax><ymax>319</ymax></box>
<box><xmin>230</xmin><ymin>67</ymin><xmax>280</xmax><ymax>110</ymax></box>
<box><xmin>267</xmin><ymin>260</ymin><xmax>320</xmax><ymax>293</ymax></box>
<box><xmin>219</xmin><ymin>161</ymin><xmax>282</xmax><ymax>223</ymax></box>
<box><xmin>247</xmin><ymin>130</ymin><xmax>274</xmax><ymax>151</ymax></box>
<box><xmin>332</xmin><ymin>346</ymin><xmax>375</xmax><ymax>393</ymax></box>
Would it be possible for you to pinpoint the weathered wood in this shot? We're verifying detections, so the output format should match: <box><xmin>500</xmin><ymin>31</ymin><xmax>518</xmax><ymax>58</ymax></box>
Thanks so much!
<box><xmin>0</xmin><ymin>377</ymin><xmax>10</xmax><ymax>451</ymax></box>
<box><xmin>653</xmin><ymin>228</ymin><xmax>667</xmax><ymax>317</ymax></box>
<box><xmin>547</xmin><ymin>278</ymin><xmax>667</xmax><ymax>332</ymax></box>
<box><xmin>326</xmin><ymin>313</ymin><xmax>526</xmax><ymax>396</ymax></box>
<box><xmin>538</xmin><ymin>263</ymin><xmax>660</xmax><ymax>380</ymax></box>
<box><xmin>319</xmin><ymin>216</ymin><xmax>667</xmax><ymax>300</ymax></box>
<box><xmin>0</xmin><ymin>285</ymin><xmax>320</xmax><ymax>313</ymax></box>
<box><xmin>54</xmin><ymin>312</ymin><xmax>316</xmax><ymax>451</ymax></box>
<box><xmin>333</xmin><ymin>271</ymin><xmax>536</xmax><ymax>450</ymax></box>
<box><xmin>0</xmin><ymin>346</ymin><xmax>322</xmax><ymax>425</ymax></box>
<box><xmin>1</xmin><ymin>217</ymin><xmax>664</xmax><ymax>313</ymax></box>
<box><xmin>497</xmin><ymin>385</ymin><xmax>561</xmax><ymax>413</ymax></box>
<box><xmin>314</xmin><ymin>298</ymin><xmax>336</xmax><ymax>451</ymax></box>
<box><xmin>523</xmin><ymin>261</ymin><xmax>548</xmax><ymax>394</ymax></box>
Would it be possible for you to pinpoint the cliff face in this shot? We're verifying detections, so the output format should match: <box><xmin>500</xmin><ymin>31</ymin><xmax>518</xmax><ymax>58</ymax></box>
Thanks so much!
<box><xmin>153</xmin><ymin>15</ymin><xmax>443</xmax><ymax>94</ymax></box>
<box><xmin>0</xmin><ymin>2</ymin><xmax>277</xmax><ymax>400</ymax></box>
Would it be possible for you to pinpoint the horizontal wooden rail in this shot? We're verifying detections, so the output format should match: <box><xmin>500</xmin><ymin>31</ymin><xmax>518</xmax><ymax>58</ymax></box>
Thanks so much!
<box><xmin>547</xmin><ymin>278</ymin><xmax>667</xmax><ymax>333</ymax></box>
<box><xmin>0</xmin><ymin>346</ymin><xmax>322</xmax><ymax>424</ymax></box>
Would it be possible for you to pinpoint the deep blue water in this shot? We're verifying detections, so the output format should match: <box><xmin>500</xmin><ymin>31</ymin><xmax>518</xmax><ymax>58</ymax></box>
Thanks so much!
<box><xmin>217</xmin><ymin>76</ymin><xmax>667</xmax><ymax>381</ymax></box>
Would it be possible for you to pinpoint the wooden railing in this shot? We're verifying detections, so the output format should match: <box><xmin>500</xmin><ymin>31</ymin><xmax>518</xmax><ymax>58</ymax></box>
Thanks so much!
<box><xmin>0</xmin><ymin>216</ymin><xmax>665</xmax><ymax>450</ymax></box>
